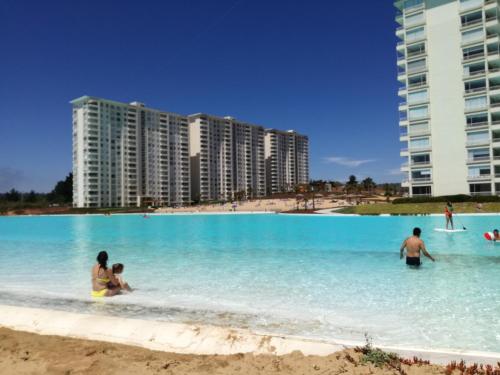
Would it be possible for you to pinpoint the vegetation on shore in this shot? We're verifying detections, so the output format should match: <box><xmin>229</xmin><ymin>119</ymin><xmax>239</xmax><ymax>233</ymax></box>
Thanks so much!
<box><xmin>336</xmin><ymin>202</ymin><xmax>500</xmax><ymax>215</ymax></box>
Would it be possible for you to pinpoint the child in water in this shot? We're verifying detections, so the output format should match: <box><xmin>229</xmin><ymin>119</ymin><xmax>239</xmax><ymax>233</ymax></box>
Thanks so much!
<box><xmin>110</xmin><ymin>263</ymin><xmax>132</xmax><ymax>292</ymax></box>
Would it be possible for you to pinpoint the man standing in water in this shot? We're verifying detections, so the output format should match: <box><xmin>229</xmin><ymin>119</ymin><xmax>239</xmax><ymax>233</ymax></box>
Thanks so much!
<box><xmin>400</xmin><ymin>227</ymin><xmax>435</xmax><ymax>267</ymax></box>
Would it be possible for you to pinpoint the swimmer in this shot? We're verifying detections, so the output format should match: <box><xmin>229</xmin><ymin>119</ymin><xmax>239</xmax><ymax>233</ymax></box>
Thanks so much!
<box><xmin>400</xmin><ymin>227</ymin><xmax>435</xmax><ymax>267</ymax></box>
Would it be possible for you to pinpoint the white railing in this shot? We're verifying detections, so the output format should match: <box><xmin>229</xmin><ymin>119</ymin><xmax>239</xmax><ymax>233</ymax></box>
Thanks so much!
<box><xmin>468</xmin><ymin>174</ymin><xmax>492</xmax><ymax>180</ymax></box>
<box><xmin>466</xmin><ymin>139</ymin><xmax>491</xmax><ymax>146</ymax></box>
<box><xmin>466</xmin><ymin>121</ymin><xmax>489</xmax><ymax>129</ymax></box>
<box><xmin>467</xmin><ymin>156</ymin><xmax>491</xmax><ymax>162</ymax></box>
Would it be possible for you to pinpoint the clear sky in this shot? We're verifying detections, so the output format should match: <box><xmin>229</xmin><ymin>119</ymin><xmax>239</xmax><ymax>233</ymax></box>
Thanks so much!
<box><xmin>0</xmin><ymin>0</ymin><xmax>401</xmax><ymax>192</ymax></box>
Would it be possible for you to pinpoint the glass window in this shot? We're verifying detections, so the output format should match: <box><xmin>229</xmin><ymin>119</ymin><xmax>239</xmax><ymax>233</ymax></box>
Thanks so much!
<box><xmin>412</xmin><ymin>169</ymin><xmax>431</xmax><ymax>180</ymax></box>
<box><xmin>409</xmin><ymin>106</ymin><xmax>428</xmax><ymax>120</ymax></box>
<box><xmin>465</xmin><ymin>96</ymin><xmax>488</xmax><ymax>110</ymax></box>
<box><xmin>411</xmin><ymin>154</ymin><xmax>430</xmax><ymax>164</ymax></box>
<box><xmin>405</xmin><ymin>12</ymin><xmax>425</xmax><ymax>27</ymax></box>
<box><xmin>409</xmin><ymin>122</ymin><xmax>429</xmax><ymax>134</ymax></box>
<box><xmin>406</xmin><ymin>27</ymin><xmax>425</xmax><ymax>43</ymax></box>
<box><xmin>460</xmin><ymin>0</ymin><xmax>484</xmax><ymax>11</ymax></box>
<box><xmin>462</xmin><ymin>28</ymin><xmax>484</xmax><ymax>44</ymax></box>
<box><xmin>467</xmin><ymin>130</ymin><xmax>489</xmax><ymax>143</ymax></box>
<box><xmin>463</xmin><ymin>45</ymin><xmax>484</xmax><ymax>59</ymax></box>
<box><xmin>408</xmin><ymin>90</ymin><xmax>428</xmax><ymax>104</ymax></box>
<box><xmin>468</xmin><ymin>148</ymin><xmax>490</xmax><ymax>160</ymax></box>
<box><xmin>410</xmin><ymin>137</ymin><xmax>430</xmax><ymax>149</ymax></box>
<box><xmin>468</xmin><ymin>165</ymin><xmax>491</xmax><ymax>177</ymax></box>
<box><xmin>466</xmin><ymin>112</ymin><xmax>488</xmax><ymax>126</ymax></box>
<box><xmin>412</xmin><ymin>186</ymin><xmax>431</xmax><ymax>195</ymax></box>
<box><xmin>404</xmin><ymin>0</ymin><xmax>423</xmax><ymax>9</ymax></box>
<box><xmin>470</xmin><ymin>183</ymin><xmax>492</xmax><ymax>194</ymax></box>
<box><xmin>408</xmin><ymin>58</ymin><xmax>426</xmax><ymax>73</ymax></box>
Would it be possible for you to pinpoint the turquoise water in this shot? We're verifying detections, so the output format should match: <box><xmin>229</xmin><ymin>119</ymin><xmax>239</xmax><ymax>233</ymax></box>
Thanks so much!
<box><xmin>1</xmin><ymin>213</ymin><xmax>500</xmax><ymax>352</ymax></box>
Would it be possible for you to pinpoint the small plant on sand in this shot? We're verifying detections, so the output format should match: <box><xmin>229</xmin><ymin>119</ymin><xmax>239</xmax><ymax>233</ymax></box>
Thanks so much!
<box><xmin>445</xmin><ymin>360</ymin><xmax>500</xmax><ymax>375</ymax></box>
<box><xmin>355</xmin><ymin>334</ymin><xmax>400</xmax><ymax>368</ymax></box>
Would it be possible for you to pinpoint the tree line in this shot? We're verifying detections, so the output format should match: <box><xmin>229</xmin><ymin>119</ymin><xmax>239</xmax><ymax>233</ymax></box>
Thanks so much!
<box><xmin>0</xmin><ymin>173</ymin><xmax>73</xmax><ymax>206</ymax></box>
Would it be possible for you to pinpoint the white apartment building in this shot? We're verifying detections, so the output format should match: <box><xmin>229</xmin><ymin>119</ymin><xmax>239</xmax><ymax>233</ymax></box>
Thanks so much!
<box><xmin>264</xmin><ymin>129</ymin><xmax>310</xmax><ymax>194</ymax></box>
<box><xmin>188</xmin><ymin>114</ymin><xmax>266</xmax><ymax>202</ymax></box>
<box><xmin>397</xmin><ymin>0</ymin><xmax>500</xmax><ymax>197</ymax></box>
<box><xmin>71</xmin><ymin>96</ymin><xmax>190</xmax><ymax>208</ymax></box>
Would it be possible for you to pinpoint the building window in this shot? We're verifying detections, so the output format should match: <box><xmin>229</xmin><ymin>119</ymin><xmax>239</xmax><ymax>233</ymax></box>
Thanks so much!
<box><xmin>412</xmin><ymin>186</ymin><xmax>431</xmax><ymax>196</ymax></box>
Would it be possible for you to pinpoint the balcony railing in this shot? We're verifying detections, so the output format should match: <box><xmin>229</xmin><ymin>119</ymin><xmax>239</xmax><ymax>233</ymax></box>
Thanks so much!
<box><xmin>464</xmin><ymin>69</ymin><xmax>486</xmax><ymax>78</ymax></box>
<box><xmin>467</xmin><ymin>139</ymin><xmax>491</xmax><ymax>146</ymax></box>
<box><xmin>407</xmin><ymin>49</ymin><xmax>426</xmax><ymax>58</ymax></box>
<box><xmin>465</xmin><ymin>86</ymin><xmax>487</xmax><ymax>94</ymax></box>
<box><xmin>467</xmin><ymin>156</ymin><xmax>491</xmax><ymax>163</ymax></box>
<box><xmin>461</xmin><ymin>18</ymin><xmax>484</xmax><ymax>28</ymax></box>
<box><xmin>411</xmin><ymin>177</ymin><xmax>433</xmax><ymax>182</ymax></box>
<box><xmin>463</xmin><ymin>51</ymin><xmax>486</xmax><ymax>61</ymax></box>
<box><xmin>471</xmin><ymin>191</ymin><xmax>493</xmax><ymax>196</ymax></box>
<box><xmin>466</xmin><ymin>121</ymin><xmax>489</xmax><ymax>129</ymax></box>
<box><xmin>468</xmin><ymin>174</ymin><xmax>492</xmax><ymax>180</ymax></box>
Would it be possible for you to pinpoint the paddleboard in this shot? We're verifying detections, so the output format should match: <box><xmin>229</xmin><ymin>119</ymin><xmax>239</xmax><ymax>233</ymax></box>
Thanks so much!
<box><xmin>434</xmin><ymin>228</ymin><xmax>466</xmax><ymax>233</ymax></box>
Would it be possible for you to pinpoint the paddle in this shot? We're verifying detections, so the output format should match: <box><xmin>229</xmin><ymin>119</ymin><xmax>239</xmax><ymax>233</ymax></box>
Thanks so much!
<box><xmin>455</xmin><ymin>216</ymin><xmax>467</xmax><ymax>231</ymax></box>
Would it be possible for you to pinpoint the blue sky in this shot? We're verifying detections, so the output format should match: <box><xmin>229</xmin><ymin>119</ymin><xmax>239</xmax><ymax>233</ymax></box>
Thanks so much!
<box><xmin>0</xmin><ymin>0</ymin><xmax>401</xmax><ymax>192</ymax></box>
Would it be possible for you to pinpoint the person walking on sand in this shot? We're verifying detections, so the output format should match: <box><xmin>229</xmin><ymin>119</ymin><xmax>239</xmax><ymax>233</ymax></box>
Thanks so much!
<box><xmin>445</xmin><ymin>201</ymin><xmax>454</xmax><ymax>230</ymax></box>
<box><xmin>400</xmin><ymin>227</ymin><xmax>435</xmax><ymax>267</ymax></box>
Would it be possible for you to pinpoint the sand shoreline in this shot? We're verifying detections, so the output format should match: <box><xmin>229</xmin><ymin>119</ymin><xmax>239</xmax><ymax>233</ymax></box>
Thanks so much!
<box><xmin>1</xmin><ymin>305</ymin><xmax>499</xmax><ymax>367</ymax></box>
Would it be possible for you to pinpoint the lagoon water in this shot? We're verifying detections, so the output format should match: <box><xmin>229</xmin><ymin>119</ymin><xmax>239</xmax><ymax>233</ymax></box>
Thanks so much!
<box><xmin>0</xmin><ymin>213</ymin><xmax>500</xmax><ymax>352</ymax></box>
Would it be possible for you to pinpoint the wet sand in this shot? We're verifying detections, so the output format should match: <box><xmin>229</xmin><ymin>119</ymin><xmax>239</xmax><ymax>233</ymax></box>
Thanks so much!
<box><xmin>0</xmin><ymin>327</ymin><xmax>446</xmax><ymax>375</ymax></box>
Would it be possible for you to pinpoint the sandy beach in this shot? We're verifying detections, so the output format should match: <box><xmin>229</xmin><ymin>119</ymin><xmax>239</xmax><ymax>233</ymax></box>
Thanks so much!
<box><xmin>0</xmin><ymin>327</ymin><xmax>448</xmax><ymax>375</ymax></box>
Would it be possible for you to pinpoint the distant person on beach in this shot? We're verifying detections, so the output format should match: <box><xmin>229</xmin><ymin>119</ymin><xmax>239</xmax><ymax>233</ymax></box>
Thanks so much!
<box><xmin>400</xmin><ymin>227</ymin><xmax>435</xmax><ymax>267</ymax></box>
<box><xmin>91</xmin><ymin>251</ymin><xmax>120</xmax><ymax>297</ymax></box>
<box><xmin>111</xmin><ymin>263</ymin><xmax>132</xmax><ymax>292</ymax></box>
<box><xmin>445</xmin><ymin>201</ymin><xmax>454</xmax><ymax>230</ymax></box>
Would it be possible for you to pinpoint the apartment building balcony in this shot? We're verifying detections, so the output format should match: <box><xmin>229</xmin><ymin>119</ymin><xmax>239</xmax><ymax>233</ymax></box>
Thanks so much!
<box><xmin>398</xmin><ymin>87</ymin><xmax>408</xmax><ymax>97</ymax></box>
<box><xmin>487</xmin><ymin>34</ymin><xmax>500</xmax><ymax>46</ymax></box>
<box><xmin>464</xmin><ymin>50</ymin><xmax>486</xmax><ymax>62</ymax></box>
<box><xmin>463</xmin><ymin>68</ymin><xmax>486</xmax><ymax>79</ymax></box>
<box><xmin>400</xmin><ymin>132</ymin><xmax>409</xmax><ymax>142</ymax></box>
<box><xmin>399</xmin><ymin>102</ymin><xmax>408</xmax><ymax>112</ymax></box>
<box><xmin>461</xmin><ymin>17</ymin><xmax>484</xmax><ymax>30</ymax></box>
<box><xmin>408</xmin><ymin>177</ymin><xmax>433</xmax><ymax>184</ymax></box>
<box><xmin>465</xmin><ymin>85</ymin><xmax>488</xmax><ymax>95</ymax></box>
<box><xmin>460</xmin><ymin>0</ymin><xmax>486</xmax><ymax>13</ymax></box>
<box><xmin>411</xmin><ymin>160</ymin><xmax>432</xmax><ymax>167</ymax></box>
<box><xmin>488</xmin><ymin>48</ymin><xmax>500</xmax><ymax>62</ymax></box>
<box><xmin>486</xmin><ymin>15</ymin><xmax>499</xmax><ymax>28</ymax></box>
<box><xmin>468</xmin><ymin>174</ymin><xmax>493</xmax><ymax>181</ymax></box>
<box><xmin>397</xmin><ymin>54</ymin><xmax>406</xmax><ymax>66</ymax></box>
<box><xmin>490</xmin><ymin>101</ymin><xmax>500</xmax><ymax>112</ymax></box>
<box><xmin>466</xmin><ymin>121</ymin><xmax>490</xmax><ymax>130</ymax></box>
<box><xmin>467</xmin><ymin>156</ymin><xmax>492</xmax><ymax>164</ymax></box>
<box><xmin>409</xmin><ymin>145</ymin><xmax>432</xmax><ymax>152</ymax></box>
<box><xmin>401</xmin><ymin>148</ymin><xmax>409</xmax><ymax>157</ymax></box>
<box><xmin>466</xmin><ymin>138</ymin><xmax>491</xmax><ymax>147</ymax></box>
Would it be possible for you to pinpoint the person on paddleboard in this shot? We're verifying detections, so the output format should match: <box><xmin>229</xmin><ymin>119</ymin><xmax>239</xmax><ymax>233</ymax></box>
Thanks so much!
<box><xmin>445</xmin><ymin>201</ymin><xmax>454</xmax><ymax>230</ymax></box>
<box><xmin>400</xmin><ymin>227</ymin><xmax>435</xmax><ymax>267</ymax></box>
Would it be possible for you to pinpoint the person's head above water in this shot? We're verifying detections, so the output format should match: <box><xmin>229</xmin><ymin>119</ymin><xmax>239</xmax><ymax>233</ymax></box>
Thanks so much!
<box><xmin>112</xmin><ymin>263</ymin><xmax>124</xmax><ymax>274</ymax></box>
<box><xmin>413</xmin><ymin>227</ymin><xmax>422</xmax><ymax>237</ymax></box>
<box><xmin>494</xmin><ymin>229</ymin><xmax>499</xmax><ymax>235</ymax></box>
<box><xmin>97</xmin><ymin>251</ymin><xmax>108</xmax><ymax>269</ymax></box>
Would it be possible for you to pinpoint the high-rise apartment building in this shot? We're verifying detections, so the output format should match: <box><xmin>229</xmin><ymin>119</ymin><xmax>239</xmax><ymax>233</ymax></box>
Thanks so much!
<box><xmin>397</xmin><ymin>0</ymin><xmax>500</xmax><ymax>197</ymax></box>
<box><xmin>71</xmin><ymin>96</ymin><xmax>190</xmax><ymax>208</ymax></box>
<box><xmin>188</xmin><ymin>114</ymin><xmax>266</xmax><ymax>202</ymax></box>
<box><xmin>72</xmin><ymin>96</ymin><xmax>309</xmax><ymax>207</ymax></box>
<box><xmin>264</xmin><ymin>129</ymin><xmax>309</xmax><ymax>194</ymax></box>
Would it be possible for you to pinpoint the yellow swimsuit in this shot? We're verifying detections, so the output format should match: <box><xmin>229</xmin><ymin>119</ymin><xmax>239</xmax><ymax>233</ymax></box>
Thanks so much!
<box><xmin>91</xmin><ymin>277</ymin><xmax>110</xmax><ymax>298</ymax></box>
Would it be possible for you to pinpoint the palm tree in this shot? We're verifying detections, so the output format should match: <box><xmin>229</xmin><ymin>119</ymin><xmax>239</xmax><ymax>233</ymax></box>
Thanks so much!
<box><xmin>345</xmin><ymin>175</ymin><xmax>358</xmax><ymax>194</ymax></box>
<box><xmin>361</xmin><ymin>177</ymin><xmax>376</xmax><ymax>194</ymax></box>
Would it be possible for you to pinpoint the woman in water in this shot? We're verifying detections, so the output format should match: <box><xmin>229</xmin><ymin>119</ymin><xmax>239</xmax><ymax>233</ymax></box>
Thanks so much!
<box><xmin>91</xmin><ymin>251</ymin><xmax>120</xmax><ymax>297</ymax></box>
<box><xmin>445</xmin><ymin>201</ymin><xmax>454</xmax><ymax>230</ymax></box>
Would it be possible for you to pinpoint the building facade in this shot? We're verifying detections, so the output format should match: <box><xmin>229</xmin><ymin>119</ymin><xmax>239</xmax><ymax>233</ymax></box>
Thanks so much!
<box><xmin>188</xmin><ymin>114</ymin><xmax>266</xmax><ymax>202</ymax></box>
<box><xmin>264</xmin><ymin>129</ymin><xmax>309</xmax><ymax>194</ymax></box>
<box><xmin>72</xmin><ymin>96</ymin><xmax>309</xmax><ymax>207</ymax></box>
<box><xmin>71</xmin><ymin>96</ymin><xmax>190</xmax><ymax>208</ymax></box>
<box><xmin>397</xmin><ymin>0</ymin><xmax>500</xmax><ymax>197</ymax></box>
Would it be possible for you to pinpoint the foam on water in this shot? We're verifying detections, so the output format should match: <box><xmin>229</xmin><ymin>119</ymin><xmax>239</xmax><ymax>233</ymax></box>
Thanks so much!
<box><xmin>0</xmin><ymin>214</ymin><xmax>500</xmax><ymax>351</ymax></box>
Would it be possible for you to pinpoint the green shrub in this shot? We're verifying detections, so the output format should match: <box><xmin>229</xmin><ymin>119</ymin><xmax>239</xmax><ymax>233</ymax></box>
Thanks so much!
<box><xmin>393</xmin><ymin>195</ymin><xmax>500</xmax><ymax>204</ymax></box>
